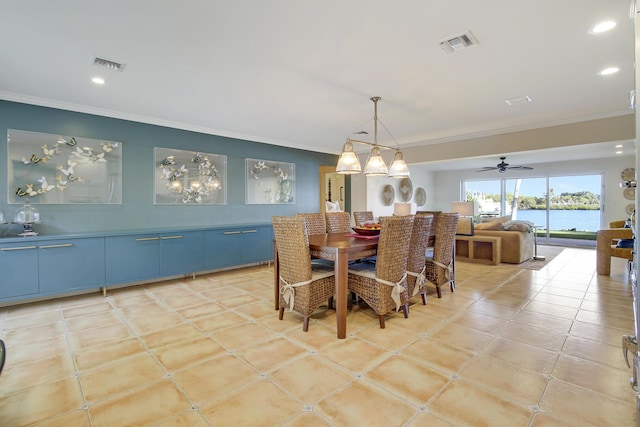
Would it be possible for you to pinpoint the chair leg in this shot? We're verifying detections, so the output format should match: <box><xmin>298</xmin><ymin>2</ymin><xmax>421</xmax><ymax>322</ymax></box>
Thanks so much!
<box><xmin>436</xmin><ymin>285</ymin><xmax>442</xmax><ymax>298</ymax></box>
<box><xmin>378</xmin><ymin>315</ymin><xmax>386</xmax><ymax>329</ymax></box>
<box><xmin>279</xmin><ymin>307</ymin><xmax>284</xmax><ymax>320</ymax></box>
<box><xmin>421</xmin><ymin>293</ymin><xmax>427</xmax><ymax>305</ymax></box>
<box><xmin>303</xmin><ymin>316</ymin><xmax>310</xmax><ymax>332</ymax></box>
<box><xmin>328</xmin><ymin>296</ymin><xmax>333</xmax><ymax>309</ymax></box>
<box><xmin>402</xmin><ymin>305</ymin><xmax>409</xmax><ymax>318</ymax></box>
<box><xmin>450</xmin><ymin>281</ymin><xmax>455</xmax><ymax>292</ymax></box>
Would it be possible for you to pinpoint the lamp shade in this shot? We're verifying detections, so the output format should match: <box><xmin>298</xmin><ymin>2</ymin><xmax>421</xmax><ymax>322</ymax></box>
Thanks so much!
<box><xmin>336</xmin><ymin>140</ymin><xmax>362</xmax><ymax>174</ymax></box>
<box><xmin>364</xmin><ymin>145</ymin><xmax>388</xmax><ymax>176</ymax></box>
<box><xmin>450</xmin><ymin>201</ymin><xmax>478</xmax><ymax>216</ymax></box>
<box><xmin>393</xmin><ymin>202</ymin><xmax>414</xmax><ymax>216</ymax></box>
<box><xmin>387</xmin><ymin>151</ymin><xmax>410</xmax><ymax>178</ymax></box>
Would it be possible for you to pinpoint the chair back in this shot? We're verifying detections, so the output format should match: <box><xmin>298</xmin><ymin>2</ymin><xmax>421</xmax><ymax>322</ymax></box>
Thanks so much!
<box><xmin>353</xmin><ymin>211</ymin><xmax>374</xmax><ymax>227</ymax></box>
<box><xmin>432</xmin><ymin>212</ymin><xmax>459</xmax><ymax>268</ymax></box>
<box><xmin>325</xmin><ymin>211</ymin><xmax>351</xmax><ymax>234</ymax></box>
<box><xmin>408</xmin><ymin>214</ymin><xmax>434</xmax><ymax>274</ymax></box>
<box><xmin>296</xmin><ymin>213</ymin><xmax>326</xmax><ymax>236</ymax></box>
<box><xmin>272</xmin><ymin>217</ymin><xmax>312</xmax><ymax>283</ymax></box>
<box><xmin>417</xmin><ymin>211</ymin><xmax>441</xmax><ymax>246</ymax></box>
<box><xmin>375</xmin><ymin>216</ymin><xmax>414</xmax><ymax>282</ymax></box>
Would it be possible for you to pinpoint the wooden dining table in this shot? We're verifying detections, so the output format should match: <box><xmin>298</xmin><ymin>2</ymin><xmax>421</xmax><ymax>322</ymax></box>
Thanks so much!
<box><xmin>273</xmin><ymin>233</ymin><xmax>379</xmax><ymax>339</ymax></box>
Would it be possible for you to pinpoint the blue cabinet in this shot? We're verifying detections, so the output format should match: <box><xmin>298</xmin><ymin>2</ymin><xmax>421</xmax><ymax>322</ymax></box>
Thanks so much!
<box><xmin>0</xmin><ymin>242</ymin><xmax>39</xmax><ymax>299</ymax></box>
<box><xmin>159</xmin><ymin>231</ymin><xmax>203</xmax><ymax>276</ymax></box>
<box><xmin>203</xmin><ymin>225</ymin><xmax>272</xmax><ymax>269</ymax></box>
<box><xmin>0</xmin><ymin>223</ymin><xmax>270</xmax><ymax>304</ymax></box>
<box><xmin>241</xmin><ymin>226</ymin><xmax>273</xmax><ymax>263</ymax></box>
<box><xmin>105</xmin><ymin>234</ymin><xmax>159</xmax><ymax>284</ymax></box>
<box><xmin>39</xmin><ymin>237</ymin><xmax>105</xmax><ymax>293</ymax></box>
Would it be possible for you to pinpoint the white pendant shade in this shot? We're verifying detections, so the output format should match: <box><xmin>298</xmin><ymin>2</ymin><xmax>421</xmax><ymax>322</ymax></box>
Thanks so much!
<box><xmin>387</xmin><ymin>151</ymin><xmax>410</xmax><ymax>178</ymax></box>
<box><xmin>336</xmin><ymin>140</ymin><xmax>362</xmax><ymax>174</ymax></box>
<box><xmin>364</xmin><ymin>145</ymin><xmax>388</xmax><ymax>176</ymax></box>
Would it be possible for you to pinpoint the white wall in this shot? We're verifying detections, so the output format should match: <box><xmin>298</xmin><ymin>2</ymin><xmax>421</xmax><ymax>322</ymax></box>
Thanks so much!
<box><xmin>430</xmin><ymin>156</ymin><xmax>635</xmax><ymax>228</ymax></box>
<box><xmin>349</xmin><ymin>164</ymin><xmax>436</xmax><ymax>219</ymax></box>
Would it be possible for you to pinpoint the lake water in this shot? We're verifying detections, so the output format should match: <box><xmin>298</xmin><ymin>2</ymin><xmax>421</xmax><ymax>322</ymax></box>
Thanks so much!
<box><xmin>512</xmin><ymin>209</ymin><xmax>600</xmax><ymax>232</ymax></box>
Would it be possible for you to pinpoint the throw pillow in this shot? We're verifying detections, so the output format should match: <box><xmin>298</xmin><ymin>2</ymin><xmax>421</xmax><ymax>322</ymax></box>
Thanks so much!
<box><xmin>503</xmin><ymin>220</ymin><xmax>534</xmax><ymax>232</ymax></box>
<box><xmin>475</xmin><ymin>221</ymin><xmax>503</xmax><ymax>231</ymax></box>
<box><xmin>616</xmin><ymin>238</ymin><xmax>634</xmax><ymax>248</ymax></box>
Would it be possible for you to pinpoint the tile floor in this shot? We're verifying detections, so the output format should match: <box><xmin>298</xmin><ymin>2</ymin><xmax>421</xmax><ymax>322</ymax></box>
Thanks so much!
<box><xmin>0</xmin><ymin>247</ymin><xmax>637</xmax><ymax>426</ymax></box>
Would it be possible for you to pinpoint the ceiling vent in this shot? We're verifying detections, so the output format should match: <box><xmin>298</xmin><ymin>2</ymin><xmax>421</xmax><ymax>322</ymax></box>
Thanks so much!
<box><xmin>91</xmin><ymin>56</ymin><xmax>125</xmax><ymax>71</ymax></box>
<box><xmin>438</xmin><ymin>31</ymin><xmax>478</xmax><ymax>53</ymax></box>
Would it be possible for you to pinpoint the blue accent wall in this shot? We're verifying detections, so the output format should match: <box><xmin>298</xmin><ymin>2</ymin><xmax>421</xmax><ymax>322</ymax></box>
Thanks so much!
<box><xmin>0</xmin><ymin>100</ymin><xmax>340</xmax><ymax>237</ymax></box>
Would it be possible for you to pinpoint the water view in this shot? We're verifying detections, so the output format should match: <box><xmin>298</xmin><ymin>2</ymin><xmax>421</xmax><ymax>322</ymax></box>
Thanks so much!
<box><xmin>513</xmin><ymin>209</ymin><xmax>600</xmax><ymax>232</ymax></box>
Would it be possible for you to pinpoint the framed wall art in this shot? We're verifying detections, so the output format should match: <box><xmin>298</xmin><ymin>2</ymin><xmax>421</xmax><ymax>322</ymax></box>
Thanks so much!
<box><xmin>246</xmin><ymin>158</ymin><xmax>295</xmax><ymax>204</ymax></box>
<box><xmin>7</xmin><ymin>129</ymin><xmax>122</xmax><ymax>204</ymax></box>
<box><xmin>154</xmin><ymin>147</ymin><xmax>226</xmax><ymax>204</ymax></box>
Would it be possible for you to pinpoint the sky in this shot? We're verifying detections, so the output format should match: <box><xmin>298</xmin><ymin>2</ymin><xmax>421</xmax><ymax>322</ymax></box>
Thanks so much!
<box><xmin>465</xmin><ymin>174</ymin><xmax>602</xmax><ymax>198</ymax></box>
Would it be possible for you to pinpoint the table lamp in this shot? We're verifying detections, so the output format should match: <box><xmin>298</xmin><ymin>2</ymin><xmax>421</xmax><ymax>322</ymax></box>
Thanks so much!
<box><xmin>450</xmin><ymin>201</ymin><xmax>478</xmax><ymax>235</ymax></box>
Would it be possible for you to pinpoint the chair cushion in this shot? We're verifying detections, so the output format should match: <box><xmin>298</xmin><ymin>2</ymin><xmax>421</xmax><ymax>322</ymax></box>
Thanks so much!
<box><xmin>348</xmin><ymin>262</ymin><xmax>376</xmax><ymax>279</ymax></box>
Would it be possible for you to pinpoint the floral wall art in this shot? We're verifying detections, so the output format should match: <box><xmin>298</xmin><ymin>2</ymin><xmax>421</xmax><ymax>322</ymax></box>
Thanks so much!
<box><xmin>7</xmin><ymin>129</ymin><xmax>122</xmax><ymax>204</ymax></box>
<box><xmin>154</xmin><ymin>147</ymin><xmax>226</xmax><ymax>204</ymax></box>
<box><xmin>246</xmin><ymin>158</ymin><xmax>295</xmax><ymax>204</ymax></box>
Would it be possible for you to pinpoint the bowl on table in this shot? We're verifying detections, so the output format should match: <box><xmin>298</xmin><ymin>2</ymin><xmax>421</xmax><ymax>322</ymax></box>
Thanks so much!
<box><xmin>352</xmin><ymin>226</ymin><xmax>381</xmax><ymax>236</ymax></box>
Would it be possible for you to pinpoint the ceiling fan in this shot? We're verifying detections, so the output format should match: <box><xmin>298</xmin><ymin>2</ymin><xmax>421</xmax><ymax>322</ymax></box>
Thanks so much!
<box><xmin>476</xmin><ymin>156</ymin><xmax>533</xmax><ymax>173</ymax></box>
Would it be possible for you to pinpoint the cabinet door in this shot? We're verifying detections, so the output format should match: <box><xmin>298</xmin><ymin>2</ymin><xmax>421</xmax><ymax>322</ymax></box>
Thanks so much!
<box><xmin>39</xmin><ymin>237</ymin><xmax>105</xmax><ymax>293</ymax></box>
<box><xmin>240</xmin><ymin>226</ymin><xmax>273</xmax><ymax>263</ymax></box>
<box><xmin>0</xmin><ymin>242</ymin><xmax>39</xmax><ymax>299</ymax></box>
<box><xmin>203</xmin><ymin>228</ymin><xmax>243</xmax><ymax>269</ymax></box>
<box><xmin>159</xmin><ymin>231</ymin><xmax>204</xmax><ymax>276</ymax></box>
<box><xmin>106</xmin><ymin>234</ymin><xmax>159</xmax><ymax>284</ymax></box>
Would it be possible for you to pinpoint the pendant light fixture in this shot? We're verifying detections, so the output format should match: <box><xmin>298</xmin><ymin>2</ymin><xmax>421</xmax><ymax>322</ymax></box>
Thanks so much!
<box><xmin>336</xmin><ymin>97</ymin><xmax>410</xmax><ymax>178</ymax></box>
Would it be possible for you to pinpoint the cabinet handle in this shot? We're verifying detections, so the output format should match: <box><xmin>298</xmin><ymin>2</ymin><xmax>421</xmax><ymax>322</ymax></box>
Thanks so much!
<box><xmin>1</xmin><ymin>245</ymin><xmax>37</xmax><ymax>251</ymax></box>
<box><xmin>39</xmin><ymin>243</ymin><xmax>73</xmax><ymax>249</ymax></box>
<box><xmin>242</xmin><ymin>230</ymin><xmax>257</xmax><ymax>234</ymax></box>
<box><xmin>160</xmin><ymin>235</ymin><xmax>183</xmax><ymax>240</ymax></box>
<box><xmin>135</xmin><ymin>237</ymin><xmax>159</xmax><ymax>241</ymax></box>
<box><xmin>223</xmin><ymin>231</ymin><xmax>242</xmax><ymax>235</ymax></box>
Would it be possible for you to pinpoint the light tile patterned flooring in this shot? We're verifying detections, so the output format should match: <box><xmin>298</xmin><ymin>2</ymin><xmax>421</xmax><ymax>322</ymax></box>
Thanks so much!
<box><xmin>0</xmin><ymin>247</ymin><xmax>637</xmax><ymax>426</ymax></box>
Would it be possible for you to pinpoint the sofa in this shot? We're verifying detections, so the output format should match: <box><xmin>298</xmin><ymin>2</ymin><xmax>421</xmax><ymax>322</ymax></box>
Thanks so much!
<box><xmin>472</xmin><ymin>216</ymin><xmax>535</xmax><ymax>264</ymax></box>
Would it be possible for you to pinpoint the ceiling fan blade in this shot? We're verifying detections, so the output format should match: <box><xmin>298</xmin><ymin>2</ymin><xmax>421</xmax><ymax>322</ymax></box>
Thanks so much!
<box><xmin>476</xmin><ymin>167</ymin><xmax>498</xmax><ymax>172</ymax></box>
<box><xmin>508</xmin><ymin>165</ymin><xmax>534</xmax><ymax>170</ymax></box>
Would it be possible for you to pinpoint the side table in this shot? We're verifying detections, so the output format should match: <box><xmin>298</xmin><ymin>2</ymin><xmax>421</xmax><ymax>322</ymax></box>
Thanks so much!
<box><xmin>454</xmin><ymin>235</ymin><xmax>501</xmax><ymax>265</ymax></box>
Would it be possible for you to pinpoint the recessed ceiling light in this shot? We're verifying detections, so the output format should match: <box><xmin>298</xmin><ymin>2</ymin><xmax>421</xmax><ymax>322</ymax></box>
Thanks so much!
<box><xmin>598</xmin><ymin>67</ymin><xmax>619</xmax><ymax>76</ymax></box>
<box><xmin>505</xmin><ymin>96</ymin><xmax>532</xmax><ymax>106</ymax></box>
<box><xmin>589</xmin><ymin>20</ymin><xmax>617</xmax><ymax>34</ymax></box>
<box><xmin>616</xmin><ymin>144</ymin><xmax>623</xmax><ymax>148</ymax></box>
<box><xmin>616</xmin><ymin>151</ymin><xmax>623</xmax><ymax>154</ymax></box>
<box><xmin>92</xmin><ymin>77</ymin><xmax>105</xmax><ymax>85</ymax></box>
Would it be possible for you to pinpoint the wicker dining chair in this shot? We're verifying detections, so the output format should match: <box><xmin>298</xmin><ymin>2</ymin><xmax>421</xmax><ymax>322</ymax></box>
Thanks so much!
<box><xmin>406</xmin><ymin>214</ymin><xmax>434</xmax><ymax>305</ymax></box>
<box><xmin>272</xmin><ymin>216</ymin><xmax>335</xmax><ymax>331</ymax></box>
<box><xmin>325</xmin><ymin>211</ymin><xmax>352</xmax><ymax>234</ymax></box>
<box><xmin>347</xmin><ymin>215</ymin><xmax>414</xmax><ymax>328</ymax></box>
<box><xmin>353</xmin><ymin>211</ymin><xmax>375</xmax><ymax>227</ymax></box>
<box><xmin>424</xmin><ymin>212</ymin><xmax>459</xmax><ymax>299</ymax></box>
<box><xmin>296</xmin><ymin>213</ymin><xmax>327</xmax><ymax>236</ymax></box>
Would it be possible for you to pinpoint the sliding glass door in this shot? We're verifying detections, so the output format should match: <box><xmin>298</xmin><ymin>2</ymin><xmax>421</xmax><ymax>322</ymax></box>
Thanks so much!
<box><xmin>464</xmin><ymin>174</ymin><xmax>601</xmax><ymax>246</ymax></box>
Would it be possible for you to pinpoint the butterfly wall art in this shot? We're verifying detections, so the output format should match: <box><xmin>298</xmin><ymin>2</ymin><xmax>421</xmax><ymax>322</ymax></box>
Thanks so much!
<box><xmin>8</xmin><ymin>129</ymin><xmax>122</xmax><ymax>204</ymax></box>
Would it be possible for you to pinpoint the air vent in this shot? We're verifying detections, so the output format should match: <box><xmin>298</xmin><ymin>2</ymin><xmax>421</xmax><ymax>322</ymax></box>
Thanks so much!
<box><xmin>91</xmin><ymin>56</ymin><xmax>125</xmax><ymax>71</ymax></box>
<box><xmin>438</xmin><ymin>31</ymin><xmax>478</xmax><ymax>53</ymax></box>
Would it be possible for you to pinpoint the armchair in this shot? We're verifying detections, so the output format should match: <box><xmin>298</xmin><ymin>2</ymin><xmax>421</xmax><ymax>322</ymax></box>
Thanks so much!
<box><xmin>596</xmin><ymin>221</ymin><xmax>633</xmax><ymax>276</ymax></box>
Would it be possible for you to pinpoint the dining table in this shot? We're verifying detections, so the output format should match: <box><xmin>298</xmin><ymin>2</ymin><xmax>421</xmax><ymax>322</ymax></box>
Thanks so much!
<box><xmin>273</xmin><ymin>232</ymin><xmax>379</xmax><ymax>339</ymax></box>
